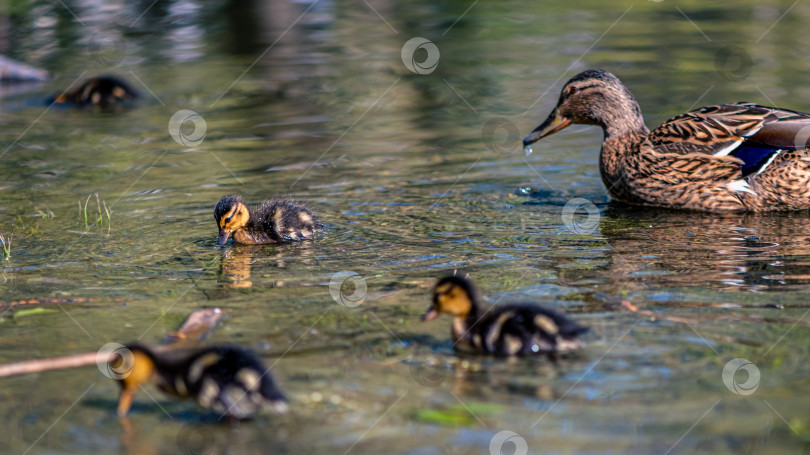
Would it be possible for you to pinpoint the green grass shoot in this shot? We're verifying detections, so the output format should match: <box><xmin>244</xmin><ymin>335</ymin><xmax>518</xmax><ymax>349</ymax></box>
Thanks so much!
<box><xmin>0</xmin><ymin>233</ymin><xmax>10</xmax><ymax>260</ymax></box>
<box><xmin>79</xmin><ymin>193</ymin><xmax>113</xmax><ymax>233</ymax></box>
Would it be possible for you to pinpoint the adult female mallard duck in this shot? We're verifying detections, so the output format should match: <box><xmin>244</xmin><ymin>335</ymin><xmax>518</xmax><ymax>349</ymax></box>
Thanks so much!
<box><xmin>421</xmin><ymin>276</ymin><xmax>588</xmax><ymax>357</ymax></box>
<box><xmin>50</xmin><ymin>75</ymin><xmax>138</xmax><ymax>108</ymax></box>
<box><xmin>112</xmin><ymin>343</ymin><xmax>288</xmax><ymax>420</ymax></box>
<box><xmin>214</xmin><ymin>195</ymin><xmax>322</xmax><ymax>245</ymax></box>
<box><xmin>522</xmin><ymin>69</ymin><xmax>810</xmax><ymax>212</ymax></box>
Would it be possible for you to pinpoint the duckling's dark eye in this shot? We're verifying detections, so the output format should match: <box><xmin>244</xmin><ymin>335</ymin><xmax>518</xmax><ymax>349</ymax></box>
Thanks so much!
<box><xmin>225</xmin><ymin>216</ymin><xmax>232</xmax><ymax>223</ymax></box>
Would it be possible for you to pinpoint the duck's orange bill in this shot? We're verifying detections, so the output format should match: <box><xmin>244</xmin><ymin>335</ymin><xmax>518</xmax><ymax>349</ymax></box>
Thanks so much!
<box><xmin>522</xmin><ymin>108</ymin><xmax>572</xmax><ymax>146</ymax></box>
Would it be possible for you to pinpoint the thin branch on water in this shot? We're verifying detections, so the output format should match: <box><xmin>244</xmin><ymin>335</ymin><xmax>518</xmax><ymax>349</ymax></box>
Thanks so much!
<box><xmin>0</xmin><ymin>307</ymin><xmax>224</xmax><ymax>378</ymax></box>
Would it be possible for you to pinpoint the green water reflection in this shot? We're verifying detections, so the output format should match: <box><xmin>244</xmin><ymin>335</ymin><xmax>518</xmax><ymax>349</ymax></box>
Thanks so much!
<box><xmin>1</xmin><ymin>0</ymin><xmax>809</xmax><ymax>454</ymax></box>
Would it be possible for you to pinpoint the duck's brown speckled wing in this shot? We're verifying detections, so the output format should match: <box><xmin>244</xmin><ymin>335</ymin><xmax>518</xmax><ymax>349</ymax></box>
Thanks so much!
<box><xmin>650</xmin><ymin>103</ymin><xmax>810</xmax><ymax>177</ymax></box>
<box><xmin>639</xmin><ymin>149</ymin><xmax>743</xmax><ymax>182</ymax></box>
<box><xmin>651</xmin><ymin>104</ymin><xmax>807</xmax><ymax>153</ymax></box>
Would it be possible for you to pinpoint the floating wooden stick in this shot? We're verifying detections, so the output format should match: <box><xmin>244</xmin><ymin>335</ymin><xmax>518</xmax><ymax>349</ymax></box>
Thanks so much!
<box><xmin>0</xmin><ymin>352</ymin><xmax>103</xmax><ymax>378</ymax></box>
<box><xmin>0</xmin><ymin>307</ymin><xmax>225</xmax><ymax>378</ymax></box>
<box><xmin>162</xmin><ymin>307</ymin><xmax>224</xmax><ymax>344</ymax></box>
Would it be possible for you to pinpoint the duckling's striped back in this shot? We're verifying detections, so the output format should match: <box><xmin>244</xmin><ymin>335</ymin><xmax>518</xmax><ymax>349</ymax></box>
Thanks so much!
<box><xmin>252</xmin><ymin>199</ymin><xmax>322</xmax><ymax>242</ymax></box>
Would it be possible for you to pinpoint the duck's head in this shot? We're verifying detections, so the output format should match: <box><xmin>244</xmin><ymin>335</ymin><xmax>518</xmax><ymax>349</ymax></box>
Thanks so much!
<box><xmin>110</xmin><ymin>343</ymin><xmax>157</xmax><ymax>417</ymax></box>
<box><xmin>422</xmin><ymin>275</ymin><xmax>477</xmax><ymax>321</ymax></box>
<box><xmin>214</xmin><ymin>195</ymin><xmax>250</xmax><ymax>245</ymax></box>
<box><xmin>523</xmin><ymin>69</ymin><xmax>645</xmax><ymax>151</ymax></box>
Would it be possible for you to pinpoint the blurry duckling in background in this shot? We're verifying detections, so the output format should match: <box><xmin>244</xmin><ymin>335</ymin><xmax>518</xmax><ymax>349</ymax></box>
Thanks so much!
<box><xmin>49</xmin><ymin>75</ymin><xmax>138</xmax><ymax>108</ymax></box>
<box><xmin>112</xmin><ymin>343</ymin><xmax>288</xmax><ymax>420</ymax></box>
<box><xmin>422</xmin><ymin>276</ymin><xmax>588</xmax><ymax>357</ymax></box>
<box><xmin>214</xmin><ymin>195</ymin><xmax>322</xmax><ymax>245</ymax></box>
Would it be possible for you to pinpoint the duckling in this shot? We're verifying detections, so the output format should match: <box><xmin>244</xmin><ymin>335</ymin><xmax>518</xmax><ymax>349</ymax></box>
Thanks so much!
<box><xmin>422</xmin><ymin>276</ymin><xmax>588</xmax><ymax>357</ymax></box>
<box><xmin>49</xmin><ymin>75</ymin><xmax>138</xmax><ymax>108</ymax></box>
<box><xmin>112</xmin><ymin>343</ymin><xmax>288</xmax><ymax>420</ymax></box>
<box><xmin>214</xmin><ymin>195</ymin><xmax>321</xmax><ymax>245</ymax></box>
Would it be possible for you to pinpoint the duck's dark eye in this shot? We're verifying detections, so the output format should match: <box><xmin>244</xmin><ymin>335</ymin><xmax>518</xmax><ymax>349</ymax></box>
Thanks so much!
<box><xmin>225</xmin><ymin>217</ymin><xmax>232</xmax><ymax>223</ymax></box>
<box><xmin>568</xmin><ymin>86</ymin><xmax>578</xmax><ymax>96</ymax></box>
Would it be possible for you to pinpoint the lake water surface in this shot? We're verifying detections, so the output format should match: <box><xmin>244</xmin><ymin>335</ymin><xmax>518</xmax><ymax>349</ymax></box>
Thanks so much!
<box><xmin>1</xmin><ymin>1</ymin><xmax>809</xmax><ymax>454</ymax></box>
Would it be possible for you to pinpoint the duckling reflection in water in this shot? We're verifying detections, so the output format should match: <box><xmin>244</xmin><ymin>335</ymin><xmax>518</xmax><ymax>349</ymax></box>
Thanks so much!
<box><xmin>111</xmin><ymin>343</ymin><xmax>287</xmax><ymax>421</ymax></box>
<box><xmin>422</xmin><ymin>276</ymin><xmax>588</xmax><ymax>357</ymax></box>
<box><xmin>49</xmin><ymin>75</ymin><xmax>138</xmax><ymax>109</ymax></box>
<box><xmin>217</xmin><ymin>242</ymin><xmax>319</xmax><ymax>290</ymax></box>
<box><xmin>214</xmin><ymin>195</ymin><xmax>322</xmax><ymax>245</ymax></box>
<box><xmin>220</xmin><ymin>246</ymin><xmax>258</xmax><ymax>288</ymax></box>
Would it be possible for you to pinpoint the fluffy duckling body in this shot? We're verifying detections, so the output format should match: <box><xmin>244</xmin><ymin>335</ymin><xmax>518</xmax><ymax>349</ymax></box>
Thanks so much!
<box><xmin>422</xmin><ymin>276</ymin><xmax>588</xmax><ymax>357</ymax></box>
<box><xmin>50</xmin><ymin>75</ymin><xmax>138</xmax><ymax>108</ymax></box>
<box><xmin>214</xmin><ymin>195</ymin><xmax>321</xmax><ymax>245</ymax></box>
<box><xmin>113</xmin><ymin>343</ymin><xmax>287</xmax><ymax>420</ymax></box>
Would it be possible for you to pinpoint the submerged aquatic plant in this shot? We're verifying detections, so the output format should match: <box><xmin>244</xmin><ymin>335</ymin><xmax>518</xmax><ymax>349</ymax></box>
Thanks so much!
<box><xmin>0</xmin><ymin>233</ymin><xmax>11</xmax><ymax>260</ymax></box>
<box><xmin>79</xmin><ymin>193</ymin><xmax>112</xmax><ymax>233</ymax></box>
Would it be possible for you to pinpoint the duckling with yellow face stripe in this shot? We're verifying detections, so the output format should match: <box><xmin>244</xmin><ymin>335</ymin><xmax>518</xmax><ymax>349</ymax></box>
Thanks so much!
<box><xmin>113</xmin><ymin>343</ymin><xmax>288</xmax><ymax>420</ymax></box>
<box><xmin>422</xmin><ymin>276</ymin><xmax>588</xmax><ymax>357</ymax></box>
<box><xmin>214</xmin><ymin>195</ymin><xmax>322</xmax><ymax>245</ymax></box>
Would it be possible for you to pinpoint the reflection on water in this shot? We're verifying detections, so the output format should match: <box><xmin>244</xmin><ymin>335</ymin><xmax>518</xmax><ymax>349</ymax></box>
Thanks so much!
<box><xmin>598</xmin><ymin>208</ymin><xmax>810</xmax><ymax>293</ymax></box>
<box><xmin>218</xmin><ymin>242</ymin><xmax>319</xmax><ymax>289</ymax></box>
<box><xmin>1</xmin><ymin>0</ymin><xmax>810</xmax><ymax>454</ymax></box>
<box><xmin>220</xmin><ymin>245</ymin><xmax>257</xmax><ymax>288</ymax></box>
